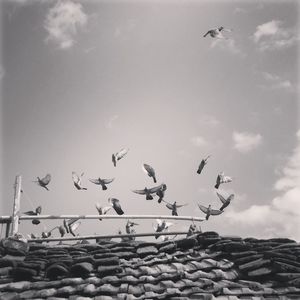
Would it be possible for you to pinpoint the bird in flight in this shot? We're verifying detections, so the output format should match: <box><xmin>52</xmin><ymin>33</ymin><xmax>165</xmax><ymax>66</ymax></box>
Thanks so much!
<box><xmin>216</xmin><ymin>192</ymin><xmax>234</xmax><ymax>211</ymax></box>
<box><xmin>198</xmin><ymin>204</ymin><xmax>223</xmax><ymax>220</ymax></box>
<box><xmin>203</xmin><ymin>26</ymin><xmax>232</xmax><ymax>39</ymax></box>
<box><xmin>154</xmin><ymin>219</ymin><xmax>173</xmax><ymax>239</ymax></box>
<box><xmin>34</xmin><ymin>174</ymin><xmax>51</xmax><ymax>191</ymax></box>
<box><xmin>89</xmin><ymin>177</ymin><xmax>114</xmax><ymax>190</ymax></box>
<box><xmin>23</xmin><ymin>206</ymin><xmax>42</xmax><ymax>225</ymax></box>
<box><xmin>156</xmin><ymin>183</ymin><xmax>167</xmax><ymax>203</ymax></box>
<box><xmin>108</xmin><ymin>198</ymin><xmax>124</xmax><ymax>215</ymax></box>
<box><xmin>63</xmin><ymin>218</ymin><xmax>80</xmax><ymax>235</ymax></box>
<box><xmin>125</xmin><ymin>220</ymin><xmax>139</xmax><ymax>240</ymax></box>
<box><xmin>132</xmin><ymin>183</ymin><xmax>166</xmax><ymax>200</ymax></box>
<box><xmin>95</xmin><ymin>203</ymin><xmax>111</xmax><ymax>221</ymax></box>
<box><xmin>163</xmin><ymin>200</ymin><xmax>188</xmax><ymax>216</ymax></box>
<box><xmin>197</xmin><ymin>155</ymin><xmax>210</xmax><ymax>175</ymax></box>
<box><xmin>112</xmin><ymin>148</ymin><xmax>129</xmax><ymax>167</ymax></box>
<box><xmin>143</xmin><ymin>164</ymin><xmax>157</xmax><ymax>183</ymax></box>
<box><xmin>214</xmin><ymin>172</ymin><xmax>233</xmax><ymax>189</ymax></box>
<box><xmin>72</xmin><ymin>172</ymin><xmax>87</xmax><ymax>190</ymax></box>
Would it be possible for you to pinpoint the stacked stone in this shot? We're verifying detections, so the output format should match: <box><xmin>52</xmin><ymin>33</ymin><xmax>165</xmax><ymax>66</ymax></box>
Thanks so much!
<box><xmin>0</xmin><ymin>233</ymin><xmax>299</xmax><ymax>299</ymax></box>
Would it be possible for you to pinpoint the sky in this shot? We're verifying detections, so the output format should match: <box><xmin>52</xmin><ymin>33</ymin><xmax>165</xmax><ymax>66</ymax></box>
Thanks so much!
<box><xmin>0</xmin><ymin>0</ymin><xmax>299</xmax><ymax>241</ymax></box>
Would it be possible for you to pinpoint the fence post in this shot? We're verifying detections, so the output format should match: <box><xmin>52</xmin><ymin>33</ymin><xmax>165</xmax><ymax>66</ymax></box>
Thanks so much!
<box><xmin>11</xmin><ymin>175</ymin><xmax>22</xmax><ymax>236</ymax></box>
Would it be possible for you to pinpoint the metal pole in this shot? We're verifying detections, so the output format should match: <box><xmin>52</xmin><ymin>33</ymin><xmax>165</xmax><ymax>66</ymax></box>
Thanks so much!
<box><xmin>28</xmin><ymin>231</ymin><xmax>190</xmax><ymax>242</ymax></box>
<box><xmin>19</xmin><ymin>214</ymin><xmax>204</xmax><ymax>222</ymax></box>
<box><xmin>11</xmin><ymin>175</ymin><xmax>22</xmax><ymax>236</ymax></box>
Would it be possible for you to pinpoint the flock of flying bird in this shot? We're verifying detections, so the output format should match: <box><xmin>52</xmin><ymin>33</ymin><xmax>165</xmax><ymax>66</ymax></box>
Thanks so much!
<box><xmin>25</xmin><ymin>144</ymin><xmax>234</xmax><ymax>241</ymax></box>
<box><xmin>24</xmin><ymin>26</ymin><xmax>235</xmax><ymax>241</ymax></box>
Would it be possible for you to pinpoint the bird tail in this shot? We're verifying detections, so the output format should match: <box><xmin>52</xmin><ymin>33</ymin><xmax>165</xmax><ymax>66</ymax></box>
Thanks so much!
<box><xmin>82</xmin><ymin>187</ymin><xmax>87</xmax><ymax>190</ymax></box>
<box><xmin>158</xmin><ymin>198</ymin><xmax>163</xmax><ymax>203</ymax></box>
<box><xmin>206</xmin><ymin>215</ymin><xmax>209</xmax><ymax>220</ymax></box>
<box><xmin>153</xmin><ymin>177</ymin><xmax>157</xmax><ymax>183</ymax></box>
<box><xmin>146</xmin><ymin>195</ymin><xmax>153</xmax><ymax>200</ymax></box>
<box><xmin>44</xmin><ymin>186</ymin><xmax>49</xmax><ymax>191</ymax></box>
<box><xmin>197</xmin><ymin>169</ymin><xmax>201</xmax><ymax>174</ymax></box>
<box><xmin>102</xmin><ymin>185</ymin><xmax>107</xmax><ymax>191</ymax></box>
<box><xmin>214</xmin><ymin>183</ymin><xmax>219</xmax><ymax>189</ymax></box>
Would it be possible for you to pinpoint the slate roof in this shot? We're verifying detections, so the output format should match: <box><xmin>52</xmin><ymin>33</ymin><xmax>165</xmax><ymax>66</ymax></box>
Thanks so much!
<box><xmin>0</xmin><ymin>231</ymin><xmax>300</xmax><ymax>299</ymax></box>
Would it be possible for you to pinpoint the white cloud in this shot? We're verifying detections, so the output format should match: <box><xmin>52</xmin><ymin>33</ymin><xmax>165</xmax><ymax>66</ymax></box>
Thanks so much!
<box><xmin>44</xmin><ymin>1</ymin><xmax>88</xmax><ymax>50</ymax></box>
<box><xmin>232</xmin><ymin>131</ymin><xmax>263</xmax><ymax>153</ymax></box>
<box><xmin>253</xmin><ymin>20</ymin><xmax>299</xmax><ymax>51</ymax></box>
<box><xmin>226</xmin><ymin>131</ymin><xmax>300</xmax><ymax>240</ymax></box>
<box><xmin>190</xmin><ymin>136</ymin><xmax>208</xmax><ymax>147</ymax></box>
<box><xmin>261</xmin><ymin>72</ymin><xmax>294</xmax><ymax>92</ymax></box>
<box><xmin>211</xmin><ymin>38</ymin><xmax>245</xmax><ymax>57</ymax></box>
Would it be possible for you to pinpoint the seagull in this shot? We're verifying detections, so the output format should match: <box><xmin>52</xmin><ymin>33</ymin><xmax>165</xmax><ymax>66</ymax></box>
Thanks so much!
<box><xmin>143</xmin><ymin>164</ymin><xmax>157</xmax><ymax>183</ymax></box>
<box><xmin>34</xmin><ymin>174</ymin><xmax>51</xmax><ymax>191</ymax></box>
<box><xmin>197</xmin><ymin>155</ymin><xmax>210</xmax><ymax>174</ymax></box>
<box><xmin>154</xmin><ymin>219</ymin><xmax>173</xmax><ymax>239</ymax></box>
<box><xmin>89</xmin><ymin>177</ymin><xmax>114</xmax><ymax>190</ymax></box>
<box><xmin>95</xmin><ymin>203</ymin><xmax>111</xmax><ymax>221</ymax></box>
<box><xmin>72</xmin><ymin>172</ymin><xmax>87</xmax><ymax>190</ymax></box>
<box><xmin>108</xmin><ymin>198</ymin><xmax>124</xmax><ymax>215</ymax></box>
<box><xmin>163</xmin><ymin>200</ymin><xmax>188</xmax><ymax>216</ymax></box>
<box><xmin>216</xmin><ymin>192</ymin><xmax>234</xmax><ymax>211</ymax></box>
<box><xmin>203</xmin><ymin>26</ymin><xmax>232</xmax><ymax>39</ymax></box>
<box><xmin>156</xmin><ymin>183</ymin><xmax>167</xmax><ymax>203</ymax></box>
<box><xmin>133</xmin><ymin>183</ymin><xmax>166</xmax><ymax>200</ymax></box>
<box><xmin>112</xmin><ymin>148</ymin><xmax>129</xmax><ymax>167</ymax></box>
<box><xmin>23</xmin><ymin>206</ymin><xmax>42</xmax><ymax>225</ymax></box>
<box><xmin>198</xmin><ymin>204</ymin><xmax>223</xmax><ymax>220</ymax></box>
<box><xmin>214</xmin><ymin>172</ymin><xmax>233</xmax><ymax>189</ymax></box>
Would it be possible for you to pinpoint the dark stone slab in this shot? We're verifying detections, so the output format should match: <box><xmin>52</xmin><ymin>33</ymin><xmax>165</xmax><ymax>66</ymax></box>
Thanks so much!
<box><xmin>46</xmin><ymin>263</ymin><xmax>69</xmax><ymax>279</ymax></box>
<box><xmin>94</xmin><ymin>257</ymin><xmax>119</xmax><ymax>267</ymax></box>
<box><xmin>70</xmin><ymin>262</ymin><xmax>93</xmax><ymax>277</ymax></box>
<box><xmin>12</xmin><ymin>267</ymin><xmax>37</xmax><ymax>281</ymax></box>
<box><xmin>97</xmin><ymin>265</ymin><xmax>122</xmax><ymax>277</ymax></box>
<box><xmin>1</xmin><ymin>239</ymin><xmax>29</xmax><ymax>256</ymax></box>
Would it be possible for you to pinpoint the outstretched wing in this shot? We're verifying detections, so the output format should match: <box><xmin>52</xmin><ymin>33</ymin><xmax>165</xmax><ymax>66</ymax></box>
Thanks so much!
<box><xmin>102</xmin><ymin>206</ymin><xmax>111</xmax><ymax>214</ymax></box>
<box><xmin>228</xmin><ymin>194</ymin><xmax>234</xmax><ymax>201</ymax></box>
<box><xmin>216</xmin><ymin>192</ymin><xmax>227</xmax><ymax>204</ymax></box>
<box><xmin>72</xmin><ymin>172</ymin><xmax>80</xmax><ymax>184</ymax></box>
<box><xmin>221</xmin><ymin>176</ymin><xmax>233</xmax><ymax>184</ymax></box>
<box><xmin>41</xmin><ymin>174</ymin><xmax>51</xmax><ymax>185</ymax></box>
<box><xmin>198</xmin><ymin>204</ymin><xmax>208</xmax><ymax>214</ymax></box>
<box><xmin>165</xmin><ymin>203</ymin><xmax>173</xmax><ymax>210</ymax></box>
<box><xmin>143</xmin><ymin>164</ymin><xmax>155</xmax><ymax>176</ymax></box>
<box><xmin>210</xmin><ymin>209</ymin><xmax>223</xmax><ymax>216</ymax></box>
<box><xmin>148</xmin><ymin>184</ymin><xmax>164</xmax><ymax>193</ymax></box>
<box><xmin>95</xmin><ymin>203</ymin><xmax>102</xmax><ymax>213</ymax></box>
<box><xmin>176</xmin><ymin>203</ymin><xmax>188</xmax><ymax>208</ymax></box>
<box><xmin>116</xmin><ymin>148</ymin><xmax>129</xmax><ymax>160</ymax></box>
<box><xmin>35</xmin><ymin>206</ymin><xmax>42</xmax><ymax>214</ymax></box>
<box><xmin>23</xmin><ymin>210</ymin><xmax>36</xmax><ymax>216</ymax></box>
<box><xmin>102</xmin><ymin>178</ymin><xmax>114</xmax><ymax>184</ymax></box>
<box><xmin>89</xmin><ymin>178</ymin><xmax>100</xmax><ymax>185</ymax></box>
<box><xmin>132</xmin><ymin>189</ymin><xmax>146</xmax><ymax>195</ymax></box>
<box><xmin>203</xmin><ymin>30</ymin><xmax>210</xmax><ymax>37</ymax></box>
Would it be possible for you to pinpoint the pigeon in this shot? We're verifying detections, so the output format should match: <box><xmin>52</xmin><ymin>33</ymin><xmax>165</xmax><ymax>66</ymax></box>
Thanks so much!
<box><xmin>23</xmin><ymin>206</ymin><xmax>42</xmax><ymax>216</ymax></box>
<box><xmin>156</xmin><ymin>183</ymin><xmax>167</xmax><ymax>203</ymax></box>
<box><xmin>216</xmin><ymin>192</ymin><xmax>234</xmax><ymax>211</ymax></box>
<box><xmin>187</xmin><ymin>224</ymin><xmax>202</xmax><ymax>237</ymax></box>
<box><xmin>41</xmin><ymin>231</ymin><xmax>51</xmax><ymax>239</ymax></box>
<box><xmin>215</xmin><ymin>172</ymin><xmax>233</xmax><ymax>189</ymax></box>
<box><xmin>89</xmin><ymin>177</ymin><xmax>114</xmax><ymax>190</ymax></box>
<box><xmin>197</xmin><ymin>155</ymin><xmax>210</xmax><ymax>174</ymax></box>
<box><xmin>133</xmin><ymin>183</ymin><xmax>166</xmax><ymax>201</ymax></box>
<box><xmin>203</xmin><ymin>26</ymin><xmax>232</xmax><ymax>39</ymax></box>
<box><xmin>23</xmin><ymin>206</ymin><xmax>42</xmax><ymax>225</ymax></box>
<box><xmin>72</xmin><ymin>172</ymin><xmax>87</xmax><ymax>190</ymax></box>
<box><xmin>154</xmin><ymin>219</ymin><xmax>173</xmax><ymax>239</ymax></box>
<box><xmin>35</xmin><ymin>174</ymin><xmax>51</xmax><ymax>191</ymax></box>
<box><xmin>58</xmin><ymin>225</ymin><xmax>66</xmax><ymax>237</ymax></box>
<box><xmin>163</xmin><ymin>200</ymin><xmax>187</xmax><ymax>216</ymax></box>
<box><xmin>69</xmin><ymin>221</ymin><xmax>81</xmax><ymax>237</ymax></box>
<box><xmin>198</xmin><ymin>204</ymin><xmax>223</xmax><ymax>220</ymax></box>
<box><xmin>143</xmin><ymin>164</ymin><xmax>157</xmax><ymax>183</ymax></box>
<box><xmin>95</xmin><ymin>203</ymin><xmax>111</xmax><ymax>221</ymax></box>
<box><xmin>28</xmin><ymin>233</ymin><xmax>37</xmax><ymax>239</ymax></box>
<box><xmin>112</xmin><ymin>148</ymin><xmax>129</xmax><ymax>167</ymax></box>
<box><xmin>63</xmin><ymin>218</ymin><xmax>80</xmax><ymax>235</ymax></box>
<box><xmin>108</xmin><ymin>198</ymin><xmax>124</xmax><ymax>215</ymax></box>
<box><xmin>125</xmin><ymin>220</ymin><xmax>139</xmax><ymax>240</ymax></box>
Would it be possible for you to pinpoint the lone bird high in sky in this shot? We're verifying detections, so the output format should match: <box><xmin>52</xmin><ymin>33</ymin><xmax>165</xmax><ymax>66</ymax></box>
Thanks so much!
<box><xmin>203</xmin><ymin>26</ymin><xmax>232</xmax><ymax>39</ymax></box>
